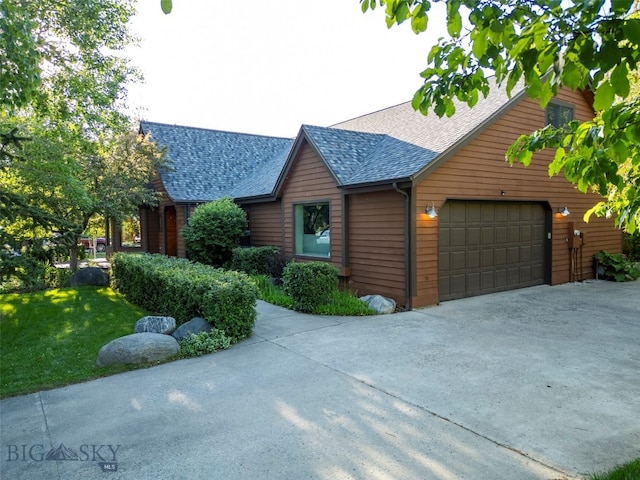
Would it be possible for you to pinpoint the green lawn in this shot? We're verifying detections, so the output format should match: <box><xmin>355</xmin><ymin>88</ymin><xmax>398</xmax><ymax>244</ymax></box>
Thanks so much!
<box><xmin>0</xmin><ymin>286</ymin><xmax>148</xmax><ymax>398</ymax></box>
<box><xmin>589</xmin><ymin>458</ymin><xmax>640</xmax><ymax>480</ymax></box>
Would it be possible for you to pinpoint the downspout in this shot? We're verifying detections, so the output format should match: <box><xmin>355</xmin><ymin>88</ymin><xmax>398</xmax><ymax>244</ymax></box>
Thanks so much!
<box><xmin>392</xmin><ymin>182</ymin><xmax>411</xmax><ymax>311</ymax></box>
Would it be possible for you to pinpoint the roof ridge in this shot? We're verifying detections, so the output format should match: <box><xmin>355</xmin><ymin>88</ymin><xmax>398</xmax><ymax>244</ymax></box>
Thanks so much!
<box><xmin>328</xmin><ymin>101</ymin><xmax>412</xmax><ymax>128</ymax></box>
<box><xmin>140</xmin><ymin>120</ymin><xmax>293</xmax><ymax>141</ymax></box>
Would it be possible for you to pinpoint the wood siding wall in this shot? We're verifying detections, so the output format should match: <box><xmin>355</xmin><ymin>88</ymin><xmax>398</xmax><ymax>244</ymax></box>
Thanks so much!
<box><xmin>347</xmin><ymin>190</ymin><xmax>407</xmax><ymax>307</ymax></box>
<box><xmin>413</xmin><ymin>88</ymin><xmax>621</xmax><ymax>306</ymax></box>
<box><xmin>245</xmin><ymin>200</ymin><xmax>284</xmax><ymax>249</ymax></box>
<box><xmin>281</xmin><ymin>143</ymin><xmax>344</xmax><ymax>270</ymax></box>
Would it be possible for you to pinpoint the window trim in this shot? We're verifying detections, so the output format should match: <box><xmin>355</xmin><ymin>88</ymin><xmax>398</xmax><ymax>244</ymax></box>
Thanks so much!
<box><xmin>293</xmin><ymin>200</ymin><xmax>331</xmax><ymax>259</ymax></box>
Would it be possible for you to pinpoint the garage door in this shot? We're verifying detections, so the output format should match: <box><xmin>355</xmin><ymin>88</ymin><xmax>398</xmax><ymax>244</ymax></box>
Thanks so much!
<box><xmin>438</xmin><ymin>201</ymin><xmax>548</xmax><ymax>302</ymax></box>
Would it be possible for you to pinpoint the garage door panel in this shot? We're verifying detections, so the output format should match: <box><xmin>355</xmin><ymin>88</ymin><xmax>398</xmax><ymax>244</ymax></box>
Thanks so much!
<box><xmin>451</xmin><ymin>275</ymin><xmax>466</xmax><ymax>294</ymax></box>
<box><xmin>467</xmin><ymin>250</ymin><xmax>480</xmax><ymax>269</ymax></box>
<box><xmin>451</xmin><ymin>251</ymin><xmax>466</xmax><ymax>270</ymax></box>
<box><xmin>439</xmin><ymin>201</ymin><xmax>547</xmax><ymax>301</ymax></box>
<box><xmin>508</xmin><ymin>246</ymin><xmax>520</xmax><ymax>263</ymax></box>
<box><xmin>482</xmin><ymin>249</ymin><xmax>494</xmax><ymax>267</ymax></box>
<box><xmin>467</xmin><ymin>272</ymin><xmax>481</xmax><ymax>292</ymax></box>
<box><xmin>439</xmin><ymin>252</ymin><xmax>450</xmax><ymax>271</ymax></box>
<box><xmin>439</xmin><ymin>228</ymin><xmax>450</xmax><ymax>247</ymax></box>
<box><xmin>481</xmin><ymin>271</ymin><xmax>494</xmax><ymax>290</ymax></box>
<box><xmin>452</xmin><ymin>228</ymin><xmax>466</xmax><ymax>247</ymax></box>
<box><xmin>468</xmin><ymin>227</ymin><xmax>481</xmax><ymax>245</ymax></box>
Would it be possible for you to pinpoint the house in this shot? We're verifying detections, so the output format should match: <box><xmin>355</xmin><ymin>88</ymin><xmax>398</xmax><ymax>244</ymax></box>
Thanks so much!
<box><xmin>132</xmin><ymin>80</ymin><xmax>621</xmax><ymax>309</ymax></box>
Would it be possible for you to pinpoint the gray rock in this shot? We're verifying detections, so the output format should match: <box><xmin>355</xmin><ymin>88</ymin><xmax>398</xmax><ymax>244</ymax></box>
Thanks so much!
<box><xmin>171</xmin><ymin>317</ymin><xmax>212</xmax><ymax>341</ymax></box>
<box><xmin>361</xmin><ymin>294</ymin><xmax>396</xmax><ymax>314</ymax></box>
<box><xmin>97</xmin><ymin>333</ymin><xmax>180</xmax><ymax>367</ymax></box>
<box><xmin>69</xmin><ymin>267</ymin><xmax>109</xmax><ymax>287</ymax></box>
<box><xmin>135</xmin><ymin>316</ymin><xmax>176</xmax><ymax>334</ymax></box>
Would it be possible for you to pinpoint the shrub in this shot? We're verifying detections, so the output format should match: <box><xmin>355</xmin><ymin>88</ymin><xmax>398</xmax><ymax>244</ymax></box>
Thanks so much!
<box><xmin>0</xmin><ymin>248</ymin><xmax>68</xmax><ymax>293</ymax></box>
<box><xmin>623</xmin><ymin>231</ymin><xmax>640</xmax><ymax>262</ymax></box>
<box><xmin>178</xmin><ymin>330</ymin><xmax>232</xmax><ymax>358</ymax></box>
<box><xmin>282</xmin><ymin>261</ymin><xmax>339</xmax><ymax>312</ymax></box>
<box><xmin>594</xmin><ymin>250</ymin><xmax>640</xmax><ymax>282</ymax></box>
<box><xmin>181</xmin><ymin>198</ymin><xmax>248</xmax><ymax>267</ymax></box>
<box><xmin>266</xmin><ymin>251</ymin><xmax>292</xmax><ymax>281</ymax></box>
<box><xmin>230</xmin><ymin>246</ymin><xmax>279</xmax><ymax>276</ymax></box>
<box><xmin>111</xmin><ymin>253</ymin><xmax>258</xmax><ymax>341</ymax></box>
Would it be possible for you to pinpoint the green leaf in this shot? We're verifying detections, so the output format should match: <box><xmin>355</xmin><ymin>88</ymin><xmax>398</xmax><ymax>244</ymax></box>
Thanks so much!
<box><xmin>611</xmin><ymin>0</ymin><xmax>633</xmax><ymax>14</ymax></box>
<box><xmin>472</xmin><ymin>29</ymin><xmax>488</xmax><ymax>58</ymax></box>
<box><xmin>467</xmin><ymin>88</ymin><xmax>479</xmax><ymax>108</ymax></box>
<box><xmin>447</xmin><ymin>3</ymin><xmax>463</xmax><ymax>38</ymax></box>
<box><xmin>161</xmin><ymin>0</ymin><xmax>172</xmax><ymax>14</ymax></box>
<box><xmin>411</xmin><ymin>8</ymin><xmax>428</xmax><ymax>33</ymax></box>
<box><xmin>623</xmin><ymin>19</ymin><xmax>640</xmax><ymax>47</ymax></box>
<box><xmin>561</xmin><ymin>61</ymin><xmax>583</xmax><ymax>90</ymax></box>
<box><xmin>593</xmin><ymin>80</ymin><xmax>615</xmax><ymax>111</ymax></box>
<box><xmin>610</xmin><ymin>63</ymin><xmax>630</xmax><ymax>99</ymax></box>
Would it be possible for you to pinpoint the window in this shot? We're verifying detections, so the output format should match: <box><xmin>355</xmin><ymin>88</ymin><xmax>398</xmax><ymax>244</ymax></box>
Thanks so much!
<box><xmin>294</xmin><ymin>203</ymin><xmax>330</xmax><ymax>257</ymax></box>
<box><xmin>546</xmin><ymin>103</ymin><xmax>574</xmax><ymax>129</ymax></box>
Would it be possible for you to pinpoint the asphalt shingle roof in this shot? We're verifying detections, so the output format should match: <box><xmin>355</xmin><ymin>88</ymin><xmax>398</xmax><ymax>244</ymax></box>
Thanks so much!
<box><xmin>331</xmin><ymin>77</ymin><xmax>526</xmax><ymax>156</ymax></box>
<box><xmin>140</xmin><ymin>121</ymin><xmax>293</xmax><ymax>202</ymax></box>
<box><xmin>144</xmin><ymin>78</ymin><xmax>526</xmax><ymax>200</ymax></box>
<box><xmin>302</xmin><ymin>125</ymin><xmax>439</xmax><ymax>186</ymax></box>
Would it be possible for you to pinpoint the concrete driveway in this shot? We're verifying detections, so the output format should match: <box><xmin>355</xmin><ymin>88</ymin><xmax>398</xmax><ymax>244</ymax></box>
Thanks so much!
<box><xmin>1</xmin><ymin>280</ymin><xmax>638</xmax><ymax>479</ymax></box>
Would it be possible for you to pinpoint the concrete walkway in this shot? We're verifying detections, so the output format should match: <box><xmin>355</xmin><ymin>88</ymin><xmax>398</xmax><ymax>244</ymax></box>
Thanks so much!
<box><xmin>1</xmin><ymin>280</ymin><xmax>639</xmax><ymax>479</ymax></box>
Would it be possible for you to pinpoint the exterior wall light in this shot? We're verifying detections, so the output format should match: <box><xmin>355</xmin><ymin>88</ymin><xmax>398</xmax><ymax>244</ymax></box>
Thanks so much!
<box><xmin>559</xmin><ymin>206</ymin><xmax>570</xmax><ymax>216</ymax></box>
<box><xmin>425</xmin><ymin>202</ymin><xmax>438</xmax><ymax>218</ymax></box>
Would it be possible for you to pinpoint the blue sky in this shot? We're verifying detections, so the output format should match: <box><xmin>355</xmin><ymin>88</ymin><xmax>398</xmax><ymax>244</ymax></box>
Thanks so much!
<box><xmin>125</xmin><ymin>0</ymin><xmax>447</xmax><ymax>137</ymax></box>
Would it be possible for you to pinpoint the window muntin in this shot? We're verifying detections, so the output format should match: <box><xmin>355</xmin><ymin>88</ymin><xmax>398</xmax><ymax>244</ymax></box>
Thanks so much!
<box><xmin>294</xmin><ymin>203</ymin><xmax>330</xmax><ymax>257</ymax></box>
<box><xmin>546</xmin><ymin>103</ymin><xmax>574</xmax><ymax>129</ymax></box>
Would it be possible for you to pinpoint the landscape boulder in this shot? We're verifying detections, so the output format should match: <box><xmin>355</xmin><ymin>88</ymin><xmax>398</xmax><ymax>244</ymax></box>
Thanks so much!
<box><xmin>68</xmin><ymin>267</ymin><xmax>109</xmax><ymax>287</ymax></box>
<box><xmin>171</xmin><ymin>317</ymin><xmax>212</xmax><ymax>341</ymax></box>
<box><xmin>135</xmin><ymin>316</ymin><xmax>176</xmax><ymax>334</ymax></box>
<box><xmin>97</xmin><ymin>333</ymin><xmax>180</xmax><ymax>367</ymax></box>
<box><xmin>360</xmin><ymin>294</ymin><xmax>396</xmax><ymax>314</ymax></box>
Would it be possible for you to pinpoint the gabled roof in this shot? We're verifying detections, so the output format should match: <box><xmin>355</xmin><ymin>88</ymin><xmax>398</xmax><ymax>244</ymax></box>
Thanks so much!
<box><xmin>298</xmin><ymin>125</ymin><xmax>439</xmax><ymax>186</ymax></box>
<box><xmin>140</xmin><ymin>121</ymin><xmax>293</xmax><ymax>203</ymax></box>
<box><xmin>143</xmin><ymin>78</ymin><xmax>529</xmax><ymax>202</ymax></box>
<box><xmin>331</xmin><ymin>77</ymin><xmax>526</xmax><ymax>155</ymax></box>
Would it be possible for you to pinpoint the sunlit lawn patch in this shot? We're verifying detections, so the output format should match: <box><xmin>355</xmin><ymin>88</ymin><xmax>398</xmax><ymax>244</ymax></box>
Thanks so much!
<box><xmin>0</xmin><ymin>286</ymin><xmax>148</xmax><ymax>398</ymax></box>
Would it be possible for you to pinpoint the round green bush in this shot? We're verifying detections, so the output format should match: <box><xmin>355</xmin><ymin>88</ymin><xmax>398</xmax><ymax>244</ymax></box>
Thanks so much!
<box><xmin>282</xmin><ymin>261</ymin><xmax>339</xmax><ymax>312</ymax></box>
<box><xmin>181</xmin><ymin>198</ymin><xmax>247</xmax><ymax>266</ymax></box>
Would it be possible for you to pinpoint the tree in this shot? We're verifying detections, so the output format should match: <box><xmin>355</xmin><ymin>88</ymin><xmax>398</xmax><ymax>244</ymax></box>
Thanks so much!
<box><xmin>0</xmin><ymin>0</ymin><xmax>154</xmax><ymax>270</ymax></box>
<box><xmin>360</xmin><ymin>0</ymin><xmax>640</xmax><ymax>232</ymax></box>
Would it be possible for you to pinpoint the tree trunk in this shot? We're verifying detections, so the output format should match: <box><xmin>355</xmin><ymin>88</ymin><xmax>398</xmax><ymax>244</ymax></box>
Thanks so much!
<box><xmin>69</xmin><ymin>243</ymin><xmax>79</xmax><ymax>272</ymax></box>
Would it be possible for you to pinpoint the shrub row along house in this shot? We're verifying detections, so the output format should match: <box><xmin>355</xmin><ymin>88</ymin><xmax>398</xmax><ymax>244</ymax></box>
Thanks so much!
<box><xmin>128</xmin><ymin>80</ymin><xmax>621</xmax><ymax>309</ymax></box>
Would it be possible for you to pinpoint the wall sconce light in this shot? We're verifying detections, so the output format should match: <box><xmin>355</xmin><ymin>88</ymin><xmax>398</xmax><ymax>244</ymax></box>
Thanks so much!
<box><xmin>425</xmin><ymin>202</ymin><xmax>438</xmax><ymax>218</ymax></box>
<box><xmin>558</xmin><ymin>206</ymin><xmax>570</xmax><ymax>217</ymax></box>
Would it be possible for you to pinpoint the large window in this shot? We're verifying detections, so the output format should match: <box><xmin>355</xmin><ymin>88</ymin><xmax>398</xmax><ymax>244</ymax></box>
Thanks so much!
<box><xmin>294</xmin><ymin>203</ymin><xmax>330</xmax><ymax>257</ymax></box>
<box><xmin>546</xmin><ymin>103</ymin><xmax>574</xmax><ymax>129</ymax></box>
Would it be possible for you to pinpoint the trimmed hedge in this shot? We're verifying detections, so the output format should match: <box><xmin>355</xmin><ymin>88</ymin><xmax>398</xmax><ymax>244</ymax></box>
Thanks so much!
<box><xmin>111</xmin><ymin>253</ymin><xmax>258</xmax><ymax>341</ymax></box>
<box><xmin>230</xmin><ymin>246</ymin><xmax>280</xmax><ymax>276</ymax></box>
<box><xmin>282</xmin><ymin>261</ymin><xmax>339</xmax><ymax>312</ymax></box>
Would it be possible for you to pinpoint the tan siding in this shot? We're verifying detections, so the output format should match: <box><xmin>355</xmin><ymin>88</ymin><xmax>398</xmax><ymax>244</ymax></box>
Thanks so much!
<box><xmin>347</xmin><ymin>190</ymin><xmax>407</xmax><ymax>307</ymax></box>
<box><xmin>281</xmin><ymin>143</ymin><xmax>343</xmax><ymax>270</ymax></box>
<box><xmin>245</xmin><ymin>200</ymin><xmax>284</xmax><ymax>248</ymax></box>
<box><xmin>413</xmin><ymin>88</ymin><xmax>622</xmax><ymax>307</ymax></box>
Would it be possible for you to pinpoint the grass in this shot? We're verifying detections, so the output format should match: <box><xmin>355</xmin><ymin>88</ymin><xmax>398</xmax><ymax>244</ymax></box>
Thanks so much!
<box><xmin>588</xmin><ymin>458</ymin><xmax>640</xmax><ymax>480</ymax></box>
<box><xmin>0</xmin><ymin>286</ymin><xmax>148</xmax><ymax>399</ymax></box>
<box><xmin>251</xmin><ymin>274</ymin><xmax>376</xmax><ymax>316</ymax></box>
